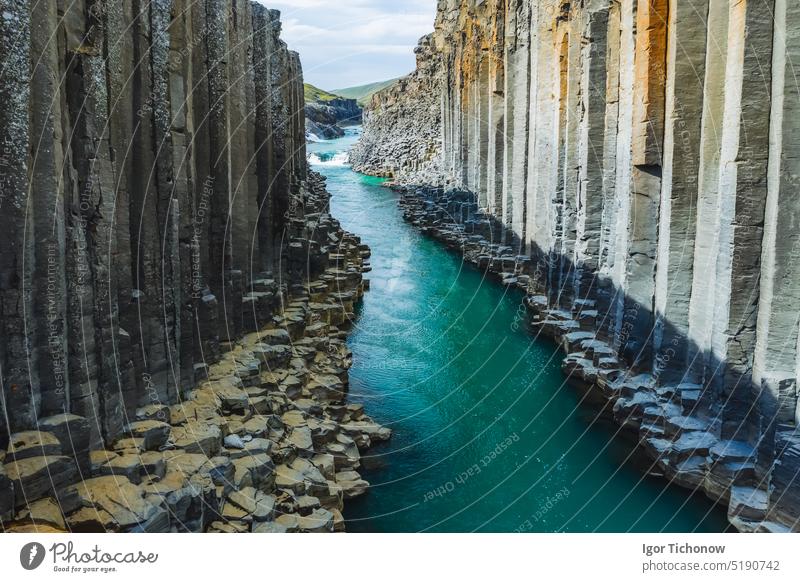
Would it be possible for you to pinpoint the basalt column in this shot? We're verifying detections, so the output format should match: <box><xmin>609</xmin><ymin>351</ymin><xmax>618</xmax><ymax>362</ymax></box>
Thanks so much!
<box><xmin>0</xmin><ymin>0</ymin><xmax>34</xmax><ymax>438</ymax></box>
<box><xmin>755</xmin><ymin>0</ymin><xmax>800</xmax><ymax>525</ymax></box>
<box><xmin>652</xmin><ymin>0</ymin><xmax>708</xmax><ymax>385</ymax></box>
<box><xmin>573</xmin><ymin>8</ymin><xmax>609</xmax><ymax>304</ymax></box>
<box><xmin>618</xmin><ymin>0</ymin><xmax>668</xmax><ymax>369</ymax></box>
<box><xmin>709</xmin><ymin>3</ymin><xmax>772</xmax><ymax>437</ymax></box>
<box><xmin>503</xmin><ymin>0</ymin><xmax>531</xmax><ymax>250</ymax></box>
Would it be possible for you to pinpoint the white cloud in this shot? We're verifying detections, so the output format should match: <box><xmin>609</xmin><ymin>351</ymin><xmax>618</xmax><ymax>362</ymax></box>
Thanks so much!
<box><xmin>258</xmin><ymin>0</ymin><xmax>437</xmax><ymax>89</ymax></box>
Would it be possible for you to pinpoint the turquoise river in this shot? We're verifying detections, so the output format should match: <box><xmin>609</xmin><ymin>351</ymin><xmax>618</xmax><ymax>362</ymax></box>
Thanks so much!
<box><xmin>308</xmin><ymin>128</ymin><xmax>731</xmax><ymax>533</ymax></box>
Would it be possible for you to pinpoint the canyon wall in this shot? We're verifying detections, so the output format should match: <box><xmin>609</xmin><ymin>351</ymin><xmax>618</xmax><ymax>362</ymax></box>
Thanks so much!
<box><xmin>0</xmin><ymin>0</ymin><xmax>306</xmax><ymax>450</ymax></box>
<box><xmin>349</xmin><ymin>34</ymin><xmax>445</xmax><ymax>184</ymax></box>
<box><xmin>356</xmin><ymin>0</ymin><xmax>800</xmax><ymax>531</ymax></box>
<box><xmin>0</xmin><ymin>1</ymin><xmax>389</xmax><ymax>531</ymax></box>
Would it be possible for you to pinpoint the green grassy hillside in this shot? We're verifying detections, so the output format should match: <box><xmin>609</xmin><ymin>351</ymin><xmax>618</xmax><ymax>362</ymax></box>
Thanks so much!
<box><xmin>332</xmin><ymin>78</ymin><xmax>401</xmax><ymax>107</ymax></box>
<box><xmin>304</xmin><ymin>83</ymin><xmax>340</xmax><ymax>103</ymax></box>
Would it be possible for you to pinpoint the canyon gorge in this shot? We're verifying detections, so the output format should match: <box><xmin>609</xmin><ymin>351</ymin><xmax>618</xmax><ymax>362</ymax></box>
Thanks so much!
<box><xmin>0</xmin><ymin>0</ymin><xmax>798</xmax><ymax>535</ymax></box>
<box><xmin>351</xmin><ymin>0</ymin><xmax>800</xmax><ymax>532</ymax></box>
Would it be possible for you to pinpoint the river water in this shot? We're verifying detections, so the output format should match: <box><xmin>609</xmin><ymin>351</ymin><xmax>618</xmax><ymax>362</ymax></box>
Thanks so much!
<box><xmin>307</xmin><ymin>128</ymin><xmax>730</xmax><ymax>533</ymax></box>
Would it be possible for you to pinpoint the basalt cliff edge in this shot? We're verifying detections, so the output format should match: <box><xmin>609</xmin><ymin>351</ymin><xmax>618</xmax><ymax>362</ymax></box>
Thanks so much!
<box><xmin>351</xmin><ymin>0</ymin><xmax>800</xmax><ymax>532</ymax></box>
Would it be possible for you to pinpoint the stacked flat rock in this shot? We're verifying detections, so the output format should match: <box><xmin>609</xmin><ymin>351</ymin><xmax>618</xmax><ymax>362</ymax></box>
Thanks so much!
<box><xmin>1</xmin><ymin>182</ymin><xmax>388</xmax><ymax>533</ymax></box>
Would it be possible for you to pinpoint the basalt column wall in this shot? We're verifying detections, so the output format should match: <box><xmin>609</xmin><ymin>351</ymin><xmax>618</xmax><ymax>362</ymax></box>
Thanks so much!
<box><xmin>0</xmin><ymin>1</ymin><xmax>307</xmax><ymax>450</ymax></box>
<box><xmin>357</xmin><ymin>0</ymin><xmax>800</xmax><ymax>530</ymax></box>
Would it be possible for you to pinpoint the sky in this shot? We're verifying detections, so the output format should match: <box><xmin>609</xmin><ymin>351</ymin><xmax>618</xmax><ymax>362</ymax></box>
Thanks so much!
<box><xmin>259</xmin><ymin>0</ymin><xmax>437</xmax><ymax>90</ymax></box>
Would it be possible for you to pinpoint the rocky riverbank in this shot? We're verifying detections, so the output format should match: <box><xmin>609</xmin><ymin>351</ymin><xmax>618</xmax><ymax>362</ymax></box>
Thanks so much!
<box><xmin>1</xmin><ymin>174</ymin><xmax>389</xmax><ymax>533</ymax></box>
<box><xmin>394</xmin><ymin>185</ymin><xmax>798</xmax><ymax>534</ymax></box>
<box><xmin>0</xmin><ymin>0</ymin><xmax>389</xmax><ymax>533</ymax></box>
<box><xmin>351</xmin><ymin>0</ymin><xmax>800</xmax><ymax>533</ymax></box>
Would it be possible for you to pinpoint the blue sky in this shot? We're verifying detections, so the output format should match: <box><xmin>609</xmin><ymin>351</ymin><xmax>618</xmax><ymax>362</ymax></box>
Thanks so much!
<box><xmin>260</xmin><ymin>0</ymin><xmax>437</xmax><ymax>90</ymax></box>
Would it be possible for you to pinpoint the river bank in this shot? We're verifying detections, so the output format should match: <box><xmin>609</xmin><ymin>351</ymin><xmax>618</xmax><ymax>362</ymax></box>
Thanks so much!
<box><xmin>392</xmin><ymin>184</ymin><xmax>785</xmax><ymax>533</ymax></box>
<box><xmin>347</xmin><ymin>0</ymin><xmax>800</xmax><ymax>534</ymax></box>
<box><xmin>2</xmin><ymin>176</ymin><xmax>389</xmax><ymax>533</ymax></box>
<box><xmin>310</xmin><ymin>129</ymin><xmax>730</xmax><ymax>533</ymax></box>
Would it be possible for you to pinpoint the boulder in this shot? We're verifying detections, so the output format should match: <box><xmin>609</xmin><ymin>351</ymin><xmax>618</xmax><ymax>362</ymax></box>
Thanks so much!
<box><xmin>38</xmin><ymin>414</ymin><xmax>91</xmax><ymax>468</ymax></box>
<box><xmin>6</xmin><ymin>431</ymin><xmax>61</xmax><ymax>462</ymax></box>
<box><xmin>296</xmin><ymin>508</ymin><xmax>334</xmax><ymax>532</ymax></box>
<box><xmin>296</xmin><ymin>494</ymin><xmax>321</xmax><ymax>515</ymax></box>
<box><xmin>96</xmin><ymin>453</ymin><xmax>145</xmax><ymax>484</ymax></box>
<box><xmin>224</xmin><ymin>434</ymin><xmax>246</xmax><ymax>450</ymax></box>
<box><xmin>5</xmin><ymin>456</ymin><xmax>78</xmax><ymax>508</ymax></box>
<box><xmin>228</xmin><ymin>487</ymin><xmax>259</xmax><ymax>514</ymax></box>
<box><xmin>252</xmin><ymin>492</ymin><xmax>276</xmax><ymax>522</ymax></box>
<box><xmin>65</xmin><ymin>476</ymin><xmax>167</xmax><ymax>532</ymax></box>
<box><xmin>670</xmin><ymin>431</ymin><xmax>718</xmax><ymax>462</ymax></box>
<box><xmin>281</xmin><ymin>409</ymin><xmax>308</xmax><ymax>428</ymax></box>
<box><xmin>145</xmin><ymin>470</ymin><xmax>213</xmax><ymax>533</ymax></box>
<box><xmin>288</xmin><ymin>427</ymin><xmax>314</xmax><ymax>452</ymax></box>
<box><xmin>232</xmin><ymin>454</ymin><xmax>275</xmax><ymax>491</ymax></box>
<box><xmin>311</xmin><ymin>453</ymin><xmax>336</xmax><ymax>480</ymax></box>
<box><xmin>135</xmin><ymin>405</ymin><xmax>171</xmax><ymax>422</ymax></box>
<box><xmin>241</xmin><ymin>417</ymin><xmax>270</xmax><ymax>439</ymax></box>
<box><xmin>124</xmin><ymin>420</ymin><xmax>171</xmax><ymax>451</ymax></box>
<box><xmin>11</xmin><ymin>497</ymin><xmax>66</xmax><ymax>530</ymax></box>
<box><xmin>221</xmin><ymin>501</ymin><xmax>250</xmax><ymax>522</ymax></box>
<box><xmin>333</xmin><ymin>470</ymin><xmax>369</xmax><ymax>499</ymax></box>
<box><xmin>252</xmin><ymin>344</ymin><xmax>292</xmax><ymax>367</ymax></box>
<box><xmin>209</xmin><ymin>379</ymin><xmax>249</xmax><ymax>413</ymax></box>
<box><xmin>330</xmin><ymin>507</ymin><xmax>346</xmax><ymax>532</ymax></box>
<box><xmin>274</xmin><ymin>464</ymin><xmax>306</xmax><ymax>495</ymax></box>
<box><xmin>327</xmin><ymin>434</ymin><xmax>361</xmax><ymax>470</ymax></box>
<box><xmin>729</xmin><ymin>486</ymin><xmax>768</xmax><ymax>521</ymax></box>
<box><xmin>307</xmin><ymin>373</ymin><xmax>345</xmax><ymax>402</ymax></box>
<box><xmin>229</xmin><ymin>438</ymin><xmax>274</xmax><ymax>460</ymax></box>
<box><xmin>171</xmin><ymin>422</ymin><xmax>222</xmax><ymax>456</ymax></box>
<box><xmin>274</xmin><ymin>513</ymin><xmax>301</xmax><ymax>533</ymax></box>
<box><xmin>259</xmin><ymin>329</ymin><xmax>291</xmax><ymax>345</ymax></box>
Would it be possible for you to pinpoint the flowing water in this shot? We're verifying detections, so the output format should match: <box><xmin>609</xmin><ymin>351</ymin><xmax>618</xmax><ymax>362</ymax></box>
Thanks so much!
<box><xmin>308</xmin><ymin>128</ymin><xmax>730</xmax><ymax>533</ymax></box>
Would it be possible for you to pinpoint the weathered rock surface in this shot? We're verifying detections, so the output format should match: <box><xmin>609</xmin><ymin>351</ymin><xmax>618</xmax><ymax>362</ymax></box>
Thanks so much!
<box><xmin>0</xmin><ymin>0</ymin><xmax>306</xmax><ymax>449</ymax></box>
<box><xmin>349</xmin><ymin>34</ymin><xmax>444</xmax><ymax>184</ymax></box>
<box><xmin>0</xmin><ymin>1</ymin><xmax>388</xmax><ymax>533</ymax></box>
<box><xmin>357</xmin><ymin>0</ymin><xmax>800</xmax><ymax>532</ymax></box>
<box><xmin>2</xmin><ymin>188</ymin><xmax>387</xmax><ymax>531</ymax></box>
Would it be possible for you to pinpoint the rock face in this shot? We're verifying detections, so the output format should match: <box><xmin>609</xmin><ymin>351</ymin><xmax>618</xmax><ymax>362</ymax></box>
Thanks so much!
<box><xmin>357</xmin><ymin>0</ymin><xmax>800</xmax><ymax>532</ymax></box>
<box><xmin>2</xmin><ymin>171</ymin><xmax>387</xmax><ymax>532</ymax></box>
<box><xmin>305</xmin><ymin>98</ymin><xmax>362</xmax><ymax>140</ymax></box>
<box><xmin>349</xmin><ymin>34</ymin><xmax>444</xmax><ymax>184</ymax></box>
<box><xmin>0</xmin><ymin>0</ymin><xmax>301</xmax><ymax>448</ymax></box>
<box><xmin>0</xmin><ymin>1</ymin><xmax>388</xmax><ymax>531</ymax></box>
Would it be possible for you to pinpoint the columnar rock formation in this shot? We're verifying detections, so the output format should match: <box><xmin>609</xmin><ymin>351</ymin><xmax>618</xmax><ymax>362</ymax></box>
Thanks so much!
<box><xmin>0</xmin><ymin>0</ymin><xmax>306</xmax><ymax>452</ymax></box>
<box><xmin>356</xmin><ymin>0</ymin><xmax>800</xmax><ymax>531</ymax></box>
<box><xmin>349</xmin><ymin>35</ymin><xmax>445</xmax><ymax>184</ymax></box>
<box><xmin>0</xmin><ymin>1</ymin><xmax>387</xmax><ymax>531</ymax></box>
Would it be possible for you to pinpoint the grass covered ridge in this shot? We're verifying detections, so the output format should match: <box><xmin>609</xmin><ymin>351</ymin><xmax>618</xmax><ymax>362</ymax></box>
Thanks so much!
<box><xmin>304</xmin><ymin>83</ymin><xmax>341</xmax><ymax>103</ymax></box>
<box><xmin>332</xmin><ymin>78</ymin><xmax>401</xmax><ymax>107</ymax></box>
